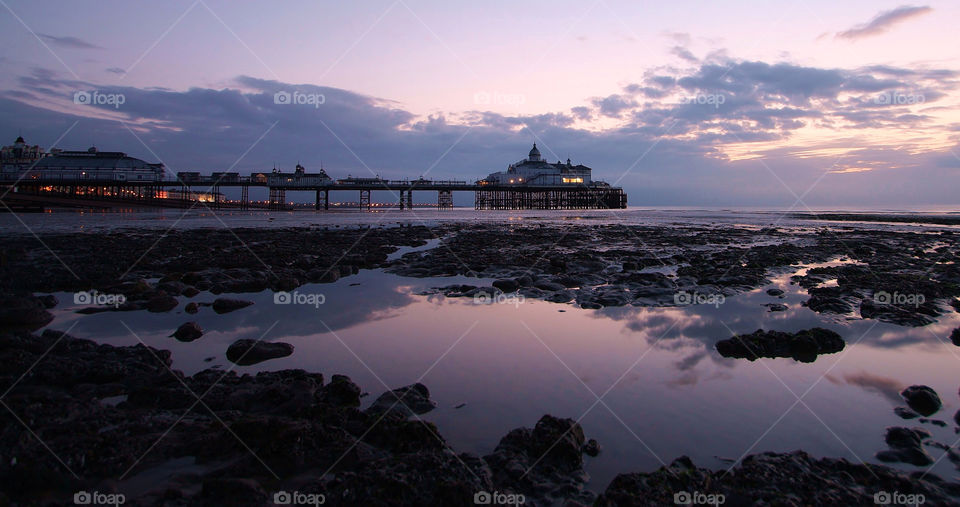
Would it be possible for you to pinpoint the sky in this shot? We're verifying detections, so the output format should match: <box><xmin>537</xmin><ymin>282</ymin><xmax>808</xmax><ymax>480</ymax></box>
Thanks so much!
<box><xmin>1</xmin><ymin>0</ymin><xmax>959</xmax><ymax>206</ymax></box>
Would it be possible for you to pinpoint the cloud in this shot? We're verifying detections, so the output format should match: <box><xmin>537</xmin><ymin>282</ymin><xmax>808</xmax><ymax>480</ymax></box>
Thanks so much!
<box><xmin>105</xmin><ymin>67</ymin><xmax>126</xmax><ymax>75</ymax></box>
<box><xmin>670</xmin><ymin>46</ymin><xmax>698</xmax><ymax>63</ymax></box>
<box><xmin>37</xmin><ymin>33</ymin><xmax>102</xmax><ymax>50</ymax></box>
<box><xmin>3</xmin><ymin>55</ymin><xmax>960</xmax><ymax>207</ymax></box>
<box><xmin>836</xmin><ymin>5</ymin><xmax>932</xmax><ymax>40</ymax></box>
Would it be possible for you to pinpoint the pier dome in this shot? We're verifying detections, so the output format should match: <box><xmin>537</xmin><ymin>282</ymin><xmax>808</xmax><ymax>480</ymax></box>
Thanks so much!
<box><xmin>528</xmin><ymin>143</ymin><xmax>541</xmax><ymax>162</ymax></box>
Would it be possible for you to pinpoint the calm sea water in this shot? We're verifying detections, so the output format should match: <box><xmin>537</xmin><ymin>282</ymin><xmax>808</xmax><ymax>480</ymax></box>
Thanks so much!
<box><xmin>8</xmin><ymin>207</ymin><xmax>960</xmax><ymax>491</ymax></box>
<box><xmin>1</xmin><ymin>205</ymin><xmax>959</xmax><ymax>234</ymax></box>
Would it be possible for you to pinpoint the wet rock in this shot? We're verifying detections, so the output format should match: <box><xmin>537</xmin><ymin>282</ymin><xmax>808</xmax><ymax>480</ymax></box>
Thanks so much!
<box><xmin>319</xmin><ymin>374</ymin><xmax>361</xmax><ymax>407</ymax></box>
<box><xmin>184</xmin><ymin>302</ymin><xmax>199</xmax><ymax>314</ymax></box>
<box><xmin>763</xmin><ymin>303</ymin><xmax>787</xmax><ymax>312</ymax></box>
<box><xmin>895</xmin><ymin>407</ymin><xmax>920</xmax><ymax>419</ymax></box>
<box><xmin>535</xmin><ymin>280</ymin><xmax>566</xmax><ymax>292</ymax></box>
<box><xmin>951</xmin><ymin>327</ymin><xmax>960</xmax><ymax>346</ymax></box>
<box><xmin>804</xmin><ymin>287</ymin><xmax>854</xmax><ymax>314</ymax></box>
<box><xmin>876</xmin><ymin>427</ymin><xmax>934</xmax><ymax>466</ymax></box>
<box><xmin>145</xmin><ymin>292</ymin><xmax>178</xmax><ymax>312</ymax></box>
<box><xmin>715</xmin><ymin>328</ymin><xmax>844</xmax><ymax>362</ymax></box>
<box><xmin>596</xmin><ymin>450</ymin><xmax>960</xmax><ymax>506</ymax></box>
<box><xmin>366</xmin><ymin>383</ymin><xmax>436</xmax><ymax>418</ymax></box>
<box><xmin>37</xmin><ymin>294</ymin><xmax>58</xmax><ymax>308</ymax></box>
<box><xmin>492</xmin><ymin>279</ymin><xmax>520</xmax><ymax>293</ymax></box>
<box><xmin>198</xmin><ymin>478</ymin><xmax>267</xmax><ymax>507</ymax></box>
<box><xmin>0</xmin><ymin>296</ymin><xmax>54</xmax><ymax>329</ymax></box>
<box><xmin>225</xmin><ymin>339</ymin><xmax>294</xmax><ymax>365</ymax></box>
<box><xmin>545</xmin><ymin>290</ymin><xmax>574</xmax><ymax>303</ymax></box>
<box><xmin>170</xmin><ymin>321</ymin><xmax>203</xmax><ymax>342</ymax></box>
<box><xmin>182</xmin><ymin>286</ymin><xmax>200</xmax><ymax>298</ymax></box>
<box><xmin>484</xmin><ymin>414</ymin><xmax>595</xmax><ymax>506</ymax></box>
<box><xmin>860</xmin><ymin>299</ymin><xmax>938</xmax><ymax>327</ymax></box>
<box><xmin>212</xmin><ymin>298</ymin><xmax>254</xmax><ymax>314</ymax></box>
<box><xmin>901</xmin><ymin>385</ymin><xmax>942</xmax><ymax>416</ymax></box>
<box><xmin>766</xmin><ymin>288</ymin><xmax>784</xmax><ymax>296</ymax></box>
<box><xmin>583</xmin><ymin>439</ymin><xmax>601</xmax><ymax>457</ymax></box>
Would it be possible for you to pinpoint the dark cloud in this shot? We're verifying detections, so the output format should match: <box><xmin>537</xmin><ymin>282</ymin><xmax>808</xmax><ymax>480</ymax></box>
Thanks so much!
<box><xmin>836</xmin><ymin>5</ymin><xmax>932</xmax><ymax>40</ymax></box>
<box><xmin>670</xmin><ymin>46</ymin><xmax>698</xmax><ymax>63</ymax></box>
<box><xmin>591</xmin><ymin>94</ymin><xmax>638</xmax><ymax>118</ymax></box>
<box><xmin>38</xmin><ymin>33</ymin><xmax>102</xmax><ymax>49</ymax></box>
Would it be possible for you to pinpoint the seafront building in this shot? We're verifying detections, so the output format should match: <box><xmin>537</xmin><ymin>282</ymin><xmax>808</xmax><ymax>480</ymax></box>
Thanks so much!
<box><xmin>1</xmin><ymin>136</ymin><xmax>51</xmax><ymax>175</ymax></box>
<box><xmin>0</xmin><ymin>137</ymin><xmax>165</xmax><ymax>181</ymax></box>
<box><xmin>479</xmin><ymin>144</ymin><xmax>594</xmax><ymax>186</ymax></box>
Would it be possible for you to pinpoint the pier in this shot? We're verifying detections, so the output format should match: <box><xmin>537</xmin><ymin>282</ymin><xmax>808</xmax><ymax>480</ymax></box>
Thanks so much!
<box><xmin>0</xmin><ymin>173</ymin><xmax>627</xmax><ymax>210</ymax></box>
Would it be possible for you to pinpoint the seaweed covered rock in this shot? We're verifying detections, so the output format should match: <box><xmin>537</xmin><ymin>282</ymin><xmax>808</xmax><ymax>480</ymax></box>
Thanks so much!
<box><xmin>715</xmin><ymin>328</ymin><xmax>844</xmax><ymax>362</ymax></box>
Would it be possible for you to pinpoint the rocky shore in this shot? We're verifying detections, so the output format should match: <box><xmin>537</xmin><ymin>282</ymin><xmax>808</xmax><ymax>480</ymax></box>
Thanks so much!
<box><xmin>3</xmin><ymin>222</ymin><xmax>960</xmax><ymax>504</ymax></box>
<box><xmin>3</xmin><ymin>330</ymin><xmax>960</xmax><ymax>506</ymax></box>
<box><xmin>3</xmin><ymin>223</ymin><xmax>959</xmax><ymax>328</ymax></box>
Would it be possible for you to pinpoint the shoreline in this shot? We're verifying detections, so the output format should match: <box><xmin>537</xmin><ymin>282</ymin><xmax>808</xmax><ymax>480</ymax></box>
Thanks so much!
<box><xmin>3</xmin><ymin>222</ymin><xmax>960</xmax><ymax>504</ymax></box>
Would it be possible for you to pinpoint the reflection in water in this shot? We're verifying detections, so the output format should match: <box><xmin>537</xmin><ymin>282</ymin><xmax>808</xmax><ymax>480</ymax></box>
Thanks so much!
<box><xmin>39</xmin><ymin>260</ymin><xmax>960</xmax><ymax>491</ymax></box>
<box><xmin>826</xmin><ymin>371</ymin><xmax>905</xmax><ymax>405</ymax></box>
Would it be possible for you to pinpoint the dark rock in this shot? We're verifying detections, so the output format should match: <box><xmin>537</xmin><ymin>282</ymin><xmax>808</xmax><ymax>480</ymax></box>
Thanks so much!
<box><xmin>895</xmin><ymin>406</ymin><xmax>919</xmax><ymax>419</ymax></box>
<box><xmin>212</xmin><ymin>298</ymin><xmax>254</xmax><ymax>314</ymax></box>
<box><xmin>766</xmin><ymin>288</ymin><xmax>784</xmax><ymax>296</ymax></box>
<box><xmin>184</xmin><ymin>302</ymin><xmax>199</xmax><ymax>314</ymax></box>
<box><xmin>596</xmin><ymin>450</ymin><xmax>960</xmax><ymax>506</ymax></box>
<box><xmin>535</xmin><ymin>280</ymin><xmax>566</xmax><ymax>292</ymax></box>
<box><xmin>366</xmin><ymin>383</ymin><xmax>436</xmax><ymax>418</ymax></box>
<box><xmin>145</xmin><ymin>292</ymin><xmax>178</xmax><ymax>312</ymax></box>
<box><xmin>492</xmin><ymin>278</ymin><xmax>520</xmax><ymax>293</ymax></box>
<box><xmin>225</xmin><ymin>339</ymin><xmax>294</xmax><ymax>365</ymax></box>
<box><xmin>951</xmin><ymin>327</ymin><xmax>960</xmax><ymax>346</ymax></box>
<box><xmin>319</xmin><ymin>374</ymin><xmax>361</xmax><ymax>407</ymax></box>
<box><xmin>583</xmin><ymin>438</ymin><xmax>601</xmax><ymax>457</ymax></box>
<box><xmin>0</xmin><ymin>296</ymin><xmax>54</xmax><ymax>329</ymax></box>
<box><xmin>483</xmin><ymin>415</ymin><xmax>594</xmax><ymax>505</ymax></box>
<box><xmin>170</xmin><ymin>321</ymin><xmax>203</xmax><ymax>342</ymax></box>
<box><xmin>199</xmin><ymin>478</ymin><xmax>268</xmax><ymax>507</ymax></box>
<box><xmin>715</xmin><ymin>328</ymin><xmax>844</xmax><ymax>362</ymax></box>
<box><xmin>37</xmin><ymin>294</ymin><xmax>58</xmax><ymax>308</ymax></box>
<box><xmin>901</xmin><ymin>385</ymin><xmax>942</xmax><ymax>416</ymax></box>
<box><xmin>182</xmin><ymin>286</ymin><xmax>200</xmax><ymax>298</ymax></box>
<box><xmin>763</xmin><ymin>303</ymin><xmax>787</xmax><ymax>312</ymax></box>
<box><xmin>876</xmin><ymin>427</ymin><xmax>934</xmax><ymax>466</ymax></box>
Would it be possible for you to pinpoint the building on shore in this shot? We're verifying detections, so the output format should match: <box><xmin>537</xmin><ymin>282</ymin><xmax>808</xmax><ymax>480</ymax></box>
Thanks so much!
<box><xmin>1</xmin><ymin>136</ymin><xmax>55</xmax><ymax>176</ymax></box>
<box><xmin>478</xmin><ymin>144</ymin><xmax>594</xmax><ymax>186</ymax></box>
<box><xmin>1</xmin><ymin>139</ymin><xmax>164</xmax><ymax>182</ymax></box>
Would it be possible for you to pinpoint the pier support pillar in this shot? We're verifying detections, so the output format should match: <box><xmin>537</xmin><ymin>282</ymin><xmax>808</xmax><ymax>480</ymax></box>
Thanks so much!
<box><xmin>438</xmin><ymin>190</ymin><xmax>452</xmax><ymax>209</ymax></box>
<box><xmin>359</xmin><ymin>189</ymin><xmax>370</xmax><ymax>210</ymax></box>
